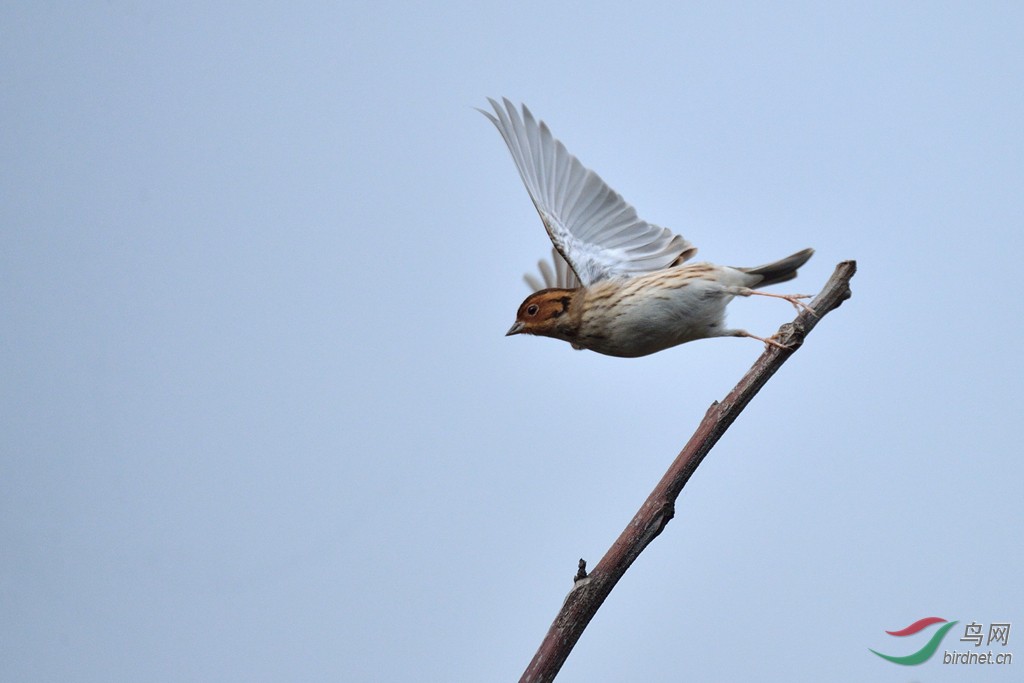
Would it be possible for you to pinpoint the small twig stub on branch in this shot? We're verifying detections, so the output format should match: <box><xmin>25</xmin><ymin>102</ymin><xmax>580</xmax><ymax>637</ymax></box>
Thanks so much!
<box><xmin>573</xmin><ymin>559</ymin><xmax>588</xmax><ymax>583</ymax></box>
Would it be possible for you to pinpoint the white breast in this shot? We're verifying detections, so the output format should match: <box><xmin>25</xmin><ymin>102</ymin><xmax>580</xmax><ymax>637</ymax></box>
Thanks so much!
<box><xmin>578</xmin><ymin>268</ymin><xmax>746</xmax><ymax>357</ymax></box>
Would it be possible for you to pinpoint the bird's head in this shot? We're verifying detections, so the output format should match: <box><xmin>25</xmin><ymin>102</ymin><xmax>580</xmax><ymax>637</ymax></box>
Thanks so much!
<box><xmin>506</xmin><ymin>288</ymin><xmax>577</xmax><ymax>340</ymax></box>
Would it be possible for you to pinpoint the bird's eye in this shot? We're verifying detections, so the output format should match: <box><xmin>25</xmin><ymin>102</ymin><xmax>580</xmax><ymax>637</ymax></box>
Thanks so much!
<box><xmin>526</xmin><ymin>304</ymin><xmax>539</xmax><ymax>316</ymax></box>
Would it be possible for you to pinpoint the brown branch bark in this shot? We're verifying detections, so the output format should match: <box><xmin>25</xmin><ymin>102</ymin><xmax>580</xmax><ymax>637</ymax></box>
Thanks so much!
<box><xmin>520</xmin><ymin>260</ymin><xmax>857</xmax><ymax>683</ymax></box>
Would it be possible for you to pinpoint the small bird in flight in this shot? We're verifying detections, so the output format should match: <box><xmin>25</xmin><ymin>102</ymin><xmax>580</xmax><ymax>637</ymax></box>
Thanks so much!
<box><xmin>480</xmin><ymin>98</ymin><xmax>814</xmax><ymax>358</ymax></box>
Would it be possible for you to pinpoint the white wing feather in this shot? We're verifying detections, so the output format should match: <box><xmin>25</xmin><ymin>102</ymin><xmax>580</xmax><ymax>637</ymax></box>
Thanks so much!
<box><xmin>481</xmin><ymin>98</ymin><xmax>696</xmax><ymax>289</ymax></box>
<box><xmin>523</xmin><ymin>247</ymin><xmax>581</xmax><ymax>291</ymax></box>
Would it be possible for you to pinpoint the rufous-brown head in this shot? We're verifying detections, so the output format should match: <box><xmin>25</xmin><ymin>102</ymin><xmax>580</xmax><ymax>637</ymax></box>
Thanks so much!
<box><xmin>506</xmin><ymin>288</ymin><xmax>578</xmax><ymax>341</ymax></box>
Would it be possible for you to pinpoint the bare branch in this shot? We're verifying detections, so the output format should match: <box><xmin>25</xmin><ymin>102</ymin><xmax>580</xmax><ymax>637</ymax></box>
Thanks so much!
<box><xmin>520</xmin><ymin>260</ymin><xmax>857</xmax><ymax>683</ymax></box>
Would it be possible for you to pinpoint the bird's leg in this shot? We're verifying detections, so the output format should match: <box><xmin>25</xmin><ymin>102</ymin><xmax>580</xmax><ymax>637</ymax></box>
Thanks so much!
<box><xmin>734</xmin><ymin>287</ymin><xmax>817</xmax><ymax>316</ymax></box>
<box><xmin>730</xmin><ymin>329</ymin><xmax>793</xmax><ymax>351</ymax></box>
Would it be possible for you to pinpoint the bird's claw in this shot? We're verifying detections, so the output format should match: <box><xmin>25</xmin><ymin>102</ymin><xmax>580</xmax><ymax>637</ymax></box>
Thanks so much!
<box><xmin>784</xmin><ymin>294</ymin><xmax>817</xmax><ymax>317</ymax></box>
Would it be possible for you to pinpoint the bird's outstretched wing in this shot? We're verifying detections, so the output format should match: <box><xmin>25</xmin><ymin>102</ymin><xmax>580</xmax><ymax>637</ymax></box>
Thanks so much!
<box><xmin>481</xmin><ymin>98</ymin><xmax>696</xmax><ymax>288</ymax></box>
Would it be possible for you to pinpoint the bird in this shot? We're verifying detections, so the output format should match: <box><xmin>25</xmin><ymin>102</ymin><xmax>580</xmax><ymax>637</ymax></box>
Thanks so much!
<box><xmin>480</xmin><ymin>97</ymin><xmax>815</xmax><ymax>358</ymax></box>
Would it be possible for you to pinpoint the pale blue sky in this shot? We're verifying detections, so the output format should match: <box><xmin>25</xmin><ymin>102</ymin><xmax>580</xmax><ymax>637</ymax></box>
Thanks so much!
<box><xmin>3</xmin><ymin>3</ymin><xmax>1022</xmax><ymax>681</ymax></box>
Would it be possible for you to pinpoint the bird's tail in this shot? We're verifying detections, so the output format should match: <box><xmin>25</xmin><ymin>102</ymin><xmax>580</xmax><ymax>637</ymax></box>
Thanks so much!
<box><xmin>739</xmin><ymin>248</ymin><xmax>814</xmax><ymax>288</ymax></box>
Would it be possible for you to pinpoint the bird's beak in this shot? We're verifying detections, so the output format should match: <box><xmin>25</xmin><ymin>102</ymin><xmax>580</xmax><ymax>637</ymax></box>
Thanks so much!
<box><xmin>506</xmin><ymin>321</ymin><xmax>525</xmax><ymax>336</ymax></box>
